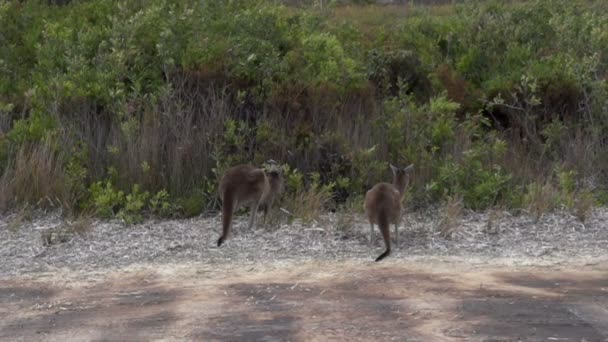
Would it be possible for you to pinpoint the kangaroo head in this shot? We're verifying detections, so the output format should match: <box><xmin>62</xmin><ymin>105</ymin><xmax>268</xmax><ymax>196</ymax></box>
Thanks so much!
<box><xmin>265</xmin><ymin>166</ymin><xmax>285</xmax><ymax>195</ymax></box>
<box><xmin>390</xmin><ymin>163</ymin><xmax>414</xmax><ymax>195</ymax></box>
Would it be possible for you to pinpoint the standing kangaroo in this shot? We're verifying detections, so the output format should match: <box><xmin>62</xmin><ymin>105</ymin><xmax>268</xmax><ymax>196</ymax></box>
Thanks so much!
<box><xmin>364</xmin><ymin>164</ymin><xmax>414</xmax><ymax>262</ymax></box>
<box><xmin>217</xmin><ymin>164</ymin><xmax>284</xmax><ymax>247</ymax></box>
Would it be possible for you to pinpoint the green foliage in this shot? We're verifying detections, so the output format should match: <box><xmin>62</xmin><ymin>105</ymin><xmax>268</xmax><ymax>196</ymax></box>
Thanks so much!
<box><xmin>64</xmin><ymin>143</ymin><xmax>89</xmax><ymax>210</ymax></box>
<box><xmin>310</xmin><ymin>171</ymin><xmax>336</xmax><ymax>198</ymax></box>
<box><xmin>253</xmin><ymin>121</ymin><xmax>285</xmax><ymax>165</ymax></box>
<box><xmin>7</xmin><ymin>114</ymin><xmax>56</xmax><ymax>145</ymax></box>
<box><xmin>213</xmin><ymin>119</ymin><xmax>252</xmax><ymax>172</ymax></box>
<box><xmin>117</xmin><ymin>184</ymin><xmax>150</xmax><ymax>225</ymax></box>
<box><xmin>149</xmin><ymin>190</ymin><xmax>172</xmax><ymax>217</ymax></box>
<box><xmin>522</xmin><ymin>166</ymin><xmax>596</xmax><ymax>220</ymax></box>
<box><xmin>430</xmin><ymin>151</ymin><xmax>511</xmax><ymax>210</ymax></box>
<box><xmin>596</xmin><ymin>191</ymin><xmax>608</xmax><ymax>207</ymax></box>
<box><xmin>349</xmin><ymin>145</ymin><xmax>386</xmax><ymax>195</ymax></box>
<box><xmin>299</xmin><ymin>32</ymin><xmax>362</xmax><ymax>86</ymax></box>
<box><xmin>284</xmin><ymin>165</ymin><xmax>305</xmax><ymax>194</ymax></box>
<box><xmin>367</xmin><ymin>49</ymin><xmax>431</xmax><ymax>99</ymax></box>
<box><xmin>1</xmin><ymin>0</ymin><xmax>607</xmax><ymax>217</ymax></box>
<box><xmin>176</xmin><ymin>193</ymin><xmax>206</xmax><ymax>218</ymax></box>
<box><xmin>89</xmin><ymin>181</ymin><xmax>125</xmax><ymax>219</ymax></box>
<box><xmin>0</xmin><ymin>136</ymin><xmax>7</xmax><ymax>174</ymax></box>
<box><xmin>378</xmin><ymin>91</ymin><xmax>512</xmax><ymax>209</ymax></box>
<box><xmin>557</xmin><ymin>168</ymin><xmax>577</xmax><ymax>200</ymax></box>
<box><xmin>89</xmin><ymin>180</ymin><xmax>174</xmax><ymax>223</ymax></box>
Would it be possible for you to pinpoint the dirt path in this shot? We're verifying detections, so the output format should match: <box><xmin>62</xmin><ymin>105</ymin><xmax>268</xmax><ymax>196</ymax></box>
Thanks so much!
<box><xmin>2</xmin><ymin>260</ymin><xmax>608</xmax><ymax>341</ymax></box>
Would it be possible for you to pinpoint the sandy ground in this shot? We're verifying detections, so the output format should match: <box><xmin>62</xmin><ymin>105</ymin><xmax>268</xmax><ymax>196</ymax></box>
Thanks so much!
<box><xmin>1</xmin><ymin>259</ymin><xmax>608</xmax><ymax>341</ymax></box>
<box><xmin>1</xmin><ymin>209</ymin><xmax>608</xmax><ymax>341</ymax></box>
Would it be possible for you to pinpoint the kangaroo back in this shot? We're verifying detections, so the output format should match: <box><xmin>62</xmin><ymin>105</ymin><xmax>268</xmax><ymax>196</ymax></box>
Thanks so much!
<box><xmin>216</xmin><ymin>164</ymin><xmax>284</xmax><ymax>246</ymax></box>
<box><xmin>364</xmin><ymin>163</ymin><xmax>414</xmax><ymax>262</ymax></box>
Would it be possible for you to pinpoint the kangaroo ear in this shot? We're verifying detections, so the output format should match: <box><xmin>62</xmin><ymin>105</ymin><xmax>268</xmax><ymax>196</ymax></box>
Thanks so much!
<box><xmin>389</xmin><ymin>163</ymin><xmax>398</xmax><ymax>174</ymax></box>
<box><xmin>403</xmin><ymin>164</ymin><xmax>414</xmax><ymax>172</ymax></box>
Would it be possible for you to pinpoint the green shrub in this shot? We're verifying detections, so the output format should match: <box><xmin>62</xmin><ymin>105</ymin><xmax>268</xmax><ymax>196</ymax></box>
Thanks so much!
<box><xmin>149</xmin><ymin>190</ymin><xmax>173</xmax><ymax>217</ymax></box>
<box><xmin>89</xmin><ymin>181</ymin><xmax>125</xmax><ymax>218</ymax></box>
<box><xmin>299</xmin><ymin>32</ymin><xmax>362</xmax><ymax>87</ymax></box>
<box><xmin>0</xmin><ymin>0</ymin><xmax>606</xmax><ymax>217</ymax></box>
<box><xmin>7</xmin><ymin>114</ymin><xmax>56</xmax><ymax>145</ymax></box>
<box><xmin>367</xmin><ymin>49</ymin><xmax>431</xmax><ymax>100</ymax></box>
<box><xmin>348</xmin><ymin>145</ymin><xmax>386</xmax><ymax>196</ymax></box>
<box><xmin>176</xmin><ymin>193</ymin><xmax>206</xmax><ymax>218</ymax></box>
<box><xmin>117</xmin><ymin>184</ymin><xmax>149</xmax><ymax>225</ymax></box>
<box><xmin>89</xmin><ymin>180</ymin><xmax>177</xmax><ymax>223</ymax></box>
<box><xmin>64</xmin><ymin>143</ymin><xmax>89</xmax><ymax>210</ymax></box>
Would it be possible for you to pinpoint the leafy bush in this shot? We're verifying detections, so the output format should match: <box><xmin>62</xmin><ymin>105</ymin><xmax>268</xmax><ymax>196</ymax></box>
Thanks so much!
<box><xmin>89</xmin><ymin>181</ymin><xmax>175</xmax><ymax>223</ymax></box>
<box><xmin>89</xmin><ymin>181</ymin><xmax>125</xmax><ymax>218</ymax></box>
<box><xmin>176</xmin><ymin>193</ymin><xmax>207</xmax><ymax>218</ymax></box>
<box><xmin>367</xmin><ymin>49</ymin><xmax>431</xmax><ymax>100</ymax></box>
<box><xmin>149</xmin><ymin>190</ymin><xmax>172</xmax><ymax>217</ymax></box>
<box><xmin>117</xmin><ymin>185</ymin><xmax>149</xmax><ymax>225</ymax></box>
<box><xmin>0</xmin><ymin>0</ymin><xmax>606</xmax><ymax>219</ymax></box>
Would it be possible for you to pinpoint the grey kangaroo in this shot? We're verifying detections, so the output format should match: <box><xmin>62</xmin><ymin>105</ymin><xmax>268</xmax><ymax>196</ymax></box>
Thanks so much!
<box><xmin>364</xmin><ymin>164</ymin><xmax>414</xmax><ymax>261</ymax></box>
<box><xmin>217</xmin><ymin>164</ymin><xmax>283</xmax><ymax>247</ymax></box>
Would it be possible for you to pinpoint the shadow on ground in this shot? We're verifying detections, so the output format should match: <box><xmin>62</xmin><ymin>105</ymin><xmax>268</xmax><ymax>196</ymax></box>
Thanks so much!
<box><xmin>1</xmin><ymin>264</ymin><xmax>607</xmax><ymax>341</ymax></box>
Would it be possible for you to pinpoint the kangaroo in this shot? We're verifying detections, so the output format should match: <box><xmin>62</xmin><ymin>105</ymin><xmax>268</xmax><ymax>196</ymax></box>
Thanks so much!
<box><xmin>217</xmin><ymin>164</ymin><xmax>284</xmax><ymax>247</ymax></box>
<box><xmin>364</xmin><ymin>163</ymin><xmax>414</xmax><ymax>262</ymax></box>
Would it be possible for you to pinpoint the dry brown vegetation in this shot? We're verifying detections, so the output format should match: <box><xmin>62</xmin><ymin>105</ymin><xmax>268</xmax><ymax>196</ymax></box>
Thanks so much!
<box><xmin>0</xmin><ymin>0</ymin><xmax>606</xmax><ymax>223</ymax></box>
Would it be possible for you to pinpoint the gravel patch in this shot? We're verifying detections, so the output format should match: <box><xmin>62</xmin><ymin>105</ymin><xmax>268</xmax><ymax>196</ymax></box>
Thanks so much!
<box><xmin>1</xmin><ymin>208</ymin><xmax>607</xmax><ymax>277</ymax></box>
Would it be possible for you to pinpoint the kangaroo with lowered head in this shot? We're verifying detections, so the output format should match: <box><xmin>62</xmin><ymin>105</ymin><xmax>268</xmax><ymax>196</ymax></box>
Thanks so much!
<box><xmin>364</xmin><ymin>163</ymin><xmax>414</xmax><ymax>262</ymax></box>
<box><xmin>216</xmin><ymin>163</ymin><xmax>284</xmax><ymax>247</ymax></box>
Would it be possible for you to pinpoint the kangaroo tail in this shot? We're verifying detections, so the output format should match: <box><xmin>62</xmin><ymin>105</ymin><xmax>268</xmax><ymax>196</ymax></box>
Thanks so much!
<box><xmin>217</xmin><ymin>190</ymin><xmax>234</xmax><ymax>247</ymax></box>
<box><xmin>375</xmin><ymin>210</ymin><xmax>391</xmax><ymax>262</ymax></box>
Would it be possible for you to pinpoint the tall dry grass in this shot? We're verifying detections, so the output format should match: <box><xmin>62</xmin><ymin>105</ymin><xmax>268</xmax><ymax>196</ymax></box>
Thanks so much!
<box><xmin>0</xmin><ymin>144</ymin><xmax>66</xmax><ymax>211</ymax></box>
<box><xmin>52</xmin><ymin>73</ymin><xmax>379</xmax><ymax>198</ymax></box>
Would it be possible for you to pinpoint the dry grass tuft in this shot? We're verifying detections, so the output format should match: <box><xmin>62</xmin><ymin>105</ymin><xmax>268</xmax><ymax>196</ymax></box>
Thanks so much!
<box><xmin>524</xmin><ymin>180</ymin><xmax>558</xmax><ymax>221</ymax></box>
<box><xmin>331</xmin><ymin>5</ymin><xmax>410</xmax><ymax>36</ymax></box>
<box><xmin>284</xmin><ymin>186</ymin><xmax>334</xmax><ymax>223</ymax></box>
<box><xmin>65</xmin><ymin>217</ymin><xmax>93</xmax><ymax>236</ymax></box>
<box><xmin>260</xmin><ymin>205</ymin><xmax>288</xmax><ymax>231</ymax></box>
<box><xmin>573</xmin><ymin>191</ymin><xmax>594</xmax><ymax>224</ymax></box>
<box><xmin>0</xmin><ymin>144</ymin><xmax>66</xmax><ymax>211</ymax></box>
<box><xmin>6</xmin><ymin>205</ymin><xmax>34</xmax><ymax>232</ymax></box>
<box><xmin>438</xmin><ymin>195</ymin><xmax>463</xmax><ymax>239</ymax></box>
<box><xmin>485</xmin><ymin>207</ymin><xmax>505</xmax><ymax>235</ymax></box>
<box><xmin>330</xmin><ymin>2</ymin><xmax>456</xmax><ymax>37</ymax></box>
<box><xmin>41</xmin><ymin>217</ymin><xmax>92</xmax><ymax>247</ymax></box>
<box><xmin>335</xmin><ymin>196</ymin><xmax>363</xmax><ymax>232</ymax></box>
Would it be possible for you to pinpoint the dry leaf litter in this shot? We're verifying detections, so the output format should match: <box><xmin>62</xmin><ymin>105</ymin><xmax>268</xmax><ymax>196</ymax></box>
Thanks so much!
<box><xmin>1</xmin><ymin>208</ymin><xmax>607</xmax><ymax>277</ymax></box>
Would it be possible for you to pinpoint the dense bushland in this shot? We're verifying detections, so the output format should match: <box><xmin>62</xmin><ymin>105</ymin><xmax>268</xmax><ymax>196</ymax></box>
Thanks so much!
<box><xmin>0</xmin><ymin>0</ymin><xmax>607</xmax><ymax>222</ymax></box>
